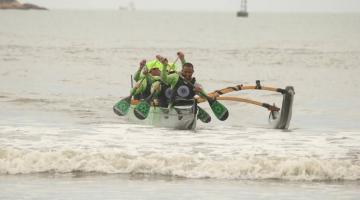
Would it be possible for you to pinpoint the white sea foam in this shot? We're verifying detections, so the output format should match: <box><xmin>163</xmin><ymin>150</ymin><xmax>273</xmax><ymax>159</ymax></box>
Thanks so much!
<box><xmin>1</xmin><ymin>147</ymin><xmax>359</xmax><ymax>181</ymax></box>
<box><xmin>1</xmin><ymin>122</ymin><xmax>359</xmax><ymax>181</ymax></box>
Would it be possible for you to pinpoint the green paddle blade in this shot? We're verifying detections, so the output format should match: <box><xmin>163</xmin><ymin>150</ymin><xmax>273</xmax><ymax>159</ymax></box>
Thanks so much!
<box><xmin>197</xmin><ymin>106</ymin><xmax>211</xmax><ymax>123</ymax></box>
<box><xmin>209</xmin><ymin>100</ymin><xmax>229</xmax><ymax>121</ymax></box>
<box><xmin>113</xmin><ymin>97</ymin><xmax>131</xmax><ymax>116</ymax></box>
<box><xmin>134</xmin><ymin>100</ymin><xmax>151</xmax><ymax>120</ymax></box>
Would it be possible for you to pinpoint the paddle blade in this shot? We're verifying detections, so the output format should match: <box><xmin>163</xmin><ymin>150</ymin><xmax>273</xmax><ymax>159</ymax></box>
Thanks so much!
<box><xmin>134</xmin><ymin>100</ymin><xmax>151</xmax><ymax>120</ymax></box>
<box><xmin>113</xmin><ymin>97</ymin><xmax>131</xmax><ymax>116</ymax></box>
<box><xmin>209</xmin><ymin>100</ymin><xmax>229</xmax><ymax>121</ymax></box>
<box><xmin>197</xmin><ymin>106</ymin><xmax>211</xmax><ymax>123</ymax></box>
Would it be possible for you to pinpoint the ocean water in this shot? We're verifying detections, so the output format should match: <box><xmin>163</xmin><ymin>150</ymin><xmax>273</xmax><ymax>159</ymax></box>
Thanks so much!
<box><xmin>1</xmin><ymin>10</ymin><xmax>360</xmax><ymax>199</ymax></box>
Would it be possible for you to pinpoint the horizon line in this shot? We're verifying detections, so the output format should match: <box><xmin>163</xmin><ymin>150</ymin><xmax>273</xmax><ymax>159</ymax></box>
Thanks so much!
<box><xmin>21</xmin><ymin>8</ymin><xmax>360</xmax><ymax>14</ymax></box>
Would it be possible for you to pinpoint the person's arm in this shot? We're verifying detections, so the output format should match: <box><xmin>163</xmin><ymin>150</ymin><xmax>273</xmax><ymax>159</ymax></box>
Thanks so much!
<box><xmin>133</xmin><ymin>70</ymin><xmax>142</xmax><ymax>82</ymax></box>
<box><xmin>160</xmin><ymin>58</ymin><xmax>179</xmax><ymax>87</ymax></box>
<box><xmin>177</xmin><ymin>51</ymin><xmax>186</xmax><ymax>65</ymax></box>
<box><xmin>194</xmin><ymin>83</ymin><xmax>206</xmax><ymax>94</ymax></box>
<box><xmin>134</xmin><ymin>59</ymin><xmax>146</xmax><ymax>81</ymax></box>
<box><xmin>131</xmin><ymin>74</ymin><xmax>149</xmax><ymax>95</ymax></box>
<box><xmin>167</xmin><ymin>73</ymin><xmax>180</xmax><ymax>88</ymax></box>
<box><xmin>160</xmin><ymin>58</ymin><xmax>169</xmax><ymax>83</ymax></box>
<box><xmin>193</xmin><ymin>82</ymin><xmax>214</xmax><ymax>100</ymax></box>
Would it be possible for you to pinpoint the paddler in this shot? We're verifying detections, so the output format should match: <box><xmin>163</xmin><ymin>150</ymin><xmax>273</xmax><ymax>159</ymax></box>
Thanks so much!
<box><xmin>133</xmin><ymin>54</ymin><xmax>180</xmax><ymax>82</ymax></box>
<box><xmin>132</xmin><ymin>53</ymin><xmax>185</xmax><ymax>101</ymax></box>
<box><xmin>131</xmin><ymin>59</ymin><xmax>161</xmax><ymax>100</ymax></box>
<box><xmin>158</xmin><ymin>53</ymin><xmax>205</xmax><ymax>108</ymax></box>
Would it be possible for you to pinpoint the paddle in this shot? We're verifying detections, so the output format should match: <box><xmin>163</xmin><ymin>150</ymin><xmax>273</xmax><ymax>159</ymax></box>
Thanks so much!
<box><xmin>113</xmin><ymin>59</ymin><xmax>159</xmax><ymax>116</ymax></box>
<box><xmin>197</xmin><ymin>106</ymin><xmax>211</xmax><ymax>123</ymax></box>
<box><xmin>133</xmin><ymin>57</ymin><xmax>179</xmax><ymax>120</ymax></box>
<box><xmin>201</xmin><ymin>92</ymin><xmax>229</xmax><ymax>121</ymax></box>
<box><xmin>178</xmin><ymin>74</ymin><xmax>229</xmax><ymax>121</ymax></box>
<box><xmin>133</xmin><ymin>91</ymin><xmax>156</xmax><ymax>120</ymax></box>
<box><xmin>113</xmin><ymin>77</ymin><xmax>146</xmax><ymax>116</ymax></box>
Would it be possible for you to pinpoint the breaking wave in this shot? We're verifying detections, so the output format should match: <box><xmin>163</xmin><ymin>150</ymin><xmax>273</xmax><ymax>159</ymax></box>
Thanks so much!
<box><xmin>1</xmin><ymin>147</ymin><xmax>359</xmax><ymax>181</ymax></box>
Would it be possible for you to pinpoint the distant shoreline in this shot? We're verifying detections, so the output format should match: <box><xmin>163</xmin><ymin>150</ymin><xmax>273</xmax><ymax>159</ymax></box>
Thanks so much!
<box><xmin>0</xmin><ymin>0</ymin><xmax>47</xmax><ymax>10</ymax></box>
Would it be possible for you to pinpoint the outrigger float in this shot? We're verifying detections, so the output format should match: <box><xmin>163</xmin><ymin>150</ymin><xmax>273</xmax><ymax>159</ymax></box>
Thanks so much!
<box><xmin>113</xmin><ymin>80</ymin><xmax>295</xmax><ymax>130</ymax></box>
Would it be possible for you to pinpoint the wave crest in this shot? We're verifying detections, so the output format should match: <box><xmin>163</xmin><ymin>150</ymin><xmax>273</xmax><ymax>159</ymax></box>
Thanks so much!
<box><xmin>1</xmin><ymin>148</ymin><xmax>359</xmax><ymax>181</ymax></box>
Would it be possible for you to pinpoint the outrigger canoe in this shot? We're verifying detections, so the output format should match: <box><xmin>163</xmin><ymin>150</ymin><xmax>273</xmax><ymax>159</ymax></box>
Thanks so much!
<box><xmin>126</xmin><ymin>102</ymin><xmax>197</xmax><ymax>130</ymax></box>
<box><xmin>113</xmin><ymin>80</ymin><xmax>295</xmax><ymax>130</ymax></box>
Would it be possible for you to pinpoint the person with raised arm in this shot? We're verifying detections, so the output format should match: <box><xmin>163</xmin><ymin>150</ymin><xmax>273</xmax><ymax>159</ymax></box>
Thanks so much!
<box><xmin>159</xmin><ymin>52</ymin><xmax>204</xmax><ymax>107</ymax></box>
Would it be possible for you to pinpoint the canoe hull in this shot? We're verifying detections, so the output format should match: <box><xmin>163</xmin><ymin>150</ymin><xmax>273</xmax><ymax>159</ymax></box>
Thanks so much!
<box><xmin>127</xmin><ymin>105</ymin><xmax>197</xmax><ymax>130</ymax></box>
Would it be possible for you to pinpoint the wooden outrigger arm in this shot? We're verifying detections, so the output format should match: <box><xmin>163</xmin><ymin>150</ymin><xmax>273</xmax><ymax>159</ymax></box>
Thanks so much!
<box><xmin>196</xmin><ymin>81</ymin><xmax>295</xmax><ymax>129</ymax></box>
<box><xmin>199</xmin><ymin>96</ymin><xmax>280</xmax><ymax>112</ymax></box>
<box><xmin>205</xmin><ymin>80</ymin><xmax>288</xmax><ymax>98</ymax></box>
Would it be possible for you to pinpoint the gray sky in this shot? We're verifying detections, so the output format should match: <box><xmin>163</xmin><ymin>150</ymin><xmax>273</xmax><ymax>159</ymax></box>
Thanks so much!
<box><xmin>28</xmin><ymin>0</ymin><xmax>360</xmax><ymax>12</ymax></box>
